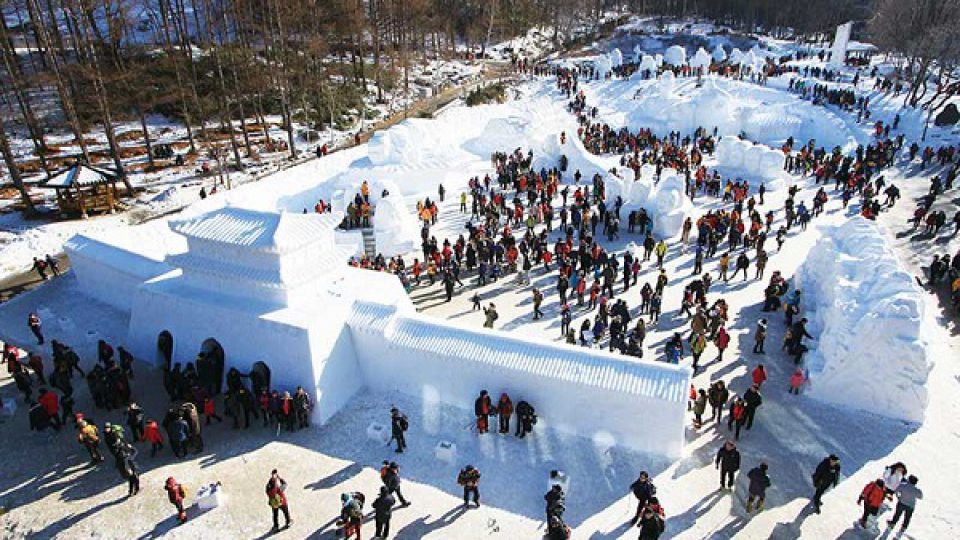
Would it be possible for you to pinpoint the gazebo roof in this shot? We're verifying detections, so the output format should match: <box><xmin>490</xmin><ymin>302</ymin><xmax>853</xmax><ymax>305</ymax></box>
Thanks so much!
<box><xmin>41</xmin><ymin>163</ymin><xmax>120</xmax><ymax>189</ymax></box>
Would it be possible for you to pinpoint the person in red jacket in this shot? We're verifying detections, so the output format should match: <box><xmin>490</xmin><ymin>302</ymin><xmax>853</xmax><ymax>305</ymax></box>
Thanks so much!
<box><xmin>266</xmin><ymin>469</ymin><xmax>291</xmax><ymax>531</ymax></box>
<box><xmin>497</xmin><ymin>393</ymin><xmax>513</xmax><ymax>434</ymax></box>
<box><xmin>475</xmin><ymin>390</ymin><xmax>492</xmax><ymax>434</ymax></box>
<box><xmin>751</xmin><ymin>364</ymin><xmax>768</xmax><ymax>388</ymax></box>
<box><xmin>715</xmin><ymin>325</ymin><xmax>730</xmax><ymax>362</ymax></box>
<box><xmin>727</xmin><ymin>398</ymin><xmax>746</xmax><ymax>440</ymax></box>
<box><xmin>142</xmin><ymin>419</ymin><xmax>164</xmax><ymax>457</ymax></box>
<box><xmin>858</xmin><ymin>478</ymin><xmax>886</xmax><ymax>528</ymax></box>
<box><xmin>203</xmin><ymin>397</ymin><xmax>223</xmax><ymax>425</ymax></box>
<box><xmin>164</xmin><ymin>476</ymin><xmax>187</xmax><ymax>523</ymax></box>
<box><xmin>37</xmin><ymin>388</ymin><xmax>62</xmax><ymax>429</ymax></box>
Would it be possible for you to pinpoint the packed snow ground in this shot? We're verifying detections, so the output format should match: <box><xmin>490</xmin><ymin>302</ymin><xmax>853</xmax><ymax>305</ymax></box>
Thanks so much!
<box><xmin>2</xmin><ymin>24</ymin><xmax>960</xmax><ymax>540</ymax></box>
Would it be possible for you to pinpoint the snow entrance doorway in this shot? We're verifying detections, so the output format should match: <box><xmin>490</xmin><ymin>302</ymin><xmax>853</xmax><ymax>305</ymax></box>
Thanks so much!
<box><xmin>157</xmin><ymin>331</ymin><xmax>173</xmax><ymax>371</ymax></box>
<box><xmin>250</xmin><ymin>361</ymin><xmax>271</xmax><ymax>398</ymax></box>
<box><xmin>198</xmin><ymin>339</ymin><xmax>225</xmax><ymax>396</ymax></box>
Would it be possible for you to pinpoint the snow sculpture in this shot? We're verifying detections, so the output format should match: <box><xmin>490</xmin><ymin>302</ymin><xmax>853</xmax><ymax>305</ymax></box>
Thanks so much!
<box><xmin>693</xmin><ymin>80</ymin><xmax>738</xmax><ymax>135</ymax></box>
<box><xmin>714</xmin><ymin>136</ymin><xmax>787</xmax><ymax>185</ymax></box>
<box><xmin>368</xmin><ymin>124</ymin><xmax>422</xmax><ymax>166</ymax></box>
<box><xmin>633</xmin><ymin>45</ymin><xmax>644</xmax><ymax>62</ymax></box>
<box><xmin>689</xmin><ymin>47</ymin><xmax>712</xmax><ymax>70</ymax></box>
<box><xmin>650</xmin><ymin>173</ymin><xmax>693</xmax><ymax>238</ymax></box>
<box><xmin>610</xmin><ymin>48</ymin><xmax>624</xmax><ymax>68</ymax></box>
<box><xmin>373</xmin><ymin>193</ymin><xmax>419</xmax><ymax>256</ymax></box>
<box><xmin>712</xmin><ymin>45</ymin><xmax>727</xmax><ymax>63</ymax></box>
<box><xmin>594</xmin><ymin>55</ymin><xmax>613</xmax><ymax>78</ymax></box>
<box><xmin>639</xmin><ymin>54</ymin><xmax>659</xmax><ymax>74</ymax></box>
<box><xmin>728</xmin><ymin>48</ymin><xmax>744</xmax><ymax>65</ymax></box>
<box><xmin>829</xmin><ymin>22</ymin><xmax>852</xmax><ymax>68</ymax></box>
<box><xmin>797</xmin><ymin>218</ymin><xmax>931</xmax><ymax>423</ymax></box>
<box><xmin>659</xmin><ymin>70</ymin><xmax>676</xmax><ymax>96</ymax></box>
<box><xmin>663</xmin><ymin>45</ymin><xmax>686</xmax><ymax>66</ymax></box>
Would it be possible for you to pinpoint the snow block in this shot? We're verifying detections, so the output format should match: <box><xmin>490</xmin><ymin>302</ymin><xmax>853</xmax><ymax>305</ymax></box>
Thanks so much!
<box><xmin>434</xmin><ymin>441</ymin><xmax>457</xmax><ymax>463</ymax></box>
<box><xmin>797</xmin><ymin>218</ymin><xmax>932</xmax><ymax>423</ymax></box>
<box><xmin>195</xmin><ymin>483</ymin><xmax>222</xmax><ymax>510</ymax></box>
<box><xmin>367</xmin><ymin>422</ymin><xmax>390</xmax><ymax>443</ymax></box>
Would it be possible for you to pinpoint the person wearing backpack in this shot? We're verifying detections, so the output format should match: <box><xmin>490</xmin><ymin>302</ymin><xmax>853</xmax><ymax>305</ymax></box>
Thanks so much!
<box><xmin>390</xmin><ymin>407</ymin><xmax>408</xmax><ymax>453</ymax></box>
<box><xmin>266</xmin><ymin>469</ymin><xmax>291</xmax><ymax>531</ymax></box>
<box><xmin>458</xmin><ymin>465</ymin><xmax>481</xmax><ymax>507</ymax></box>
<box><xmin>339</xmin><ymin>492</ymin><xmax>364</xmax><ymax>539</ymax></box>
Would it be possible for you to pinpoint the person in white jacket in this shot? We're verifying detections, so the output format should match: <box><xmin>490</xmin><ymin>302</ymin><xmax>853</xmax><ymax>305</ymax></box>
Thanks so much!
<box><xmin>882</xmin><ymin>462</ymin><xmax>908</xmax><ymax>498</ymax></box>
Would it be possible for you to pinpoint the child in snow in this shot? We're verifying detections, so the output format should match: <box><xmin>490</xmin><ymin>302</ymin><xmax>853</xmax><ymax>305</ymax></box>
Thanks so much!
<box><xmin>789</xmin><ymin>369</ymin><xmax>806</xmax><ymax>394</ymax></box>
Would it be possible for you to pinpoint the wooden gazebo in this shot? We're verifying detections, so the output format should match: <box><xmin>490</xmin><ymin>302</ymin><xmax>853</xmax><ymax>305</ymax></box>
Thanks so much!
<box><xmin>39</xmin><ymin>163</ymin><xmax>121</xmax><ymax>218</ymax></box>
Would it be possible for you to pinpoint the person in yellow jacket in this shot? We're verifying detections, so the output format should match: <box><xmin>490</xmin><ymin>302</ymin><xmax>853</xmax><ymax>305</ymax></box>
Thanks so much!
<box><xmin>77</xmin><ymin>420</ymin><xmax>104</xmax><ymax>464</ymax></box>
<box><xmin>719</xmin><ymin>253</ymin><xmax>731</xmax><ymax>282</ymax></box>
<box><xmin>655</xmin><ymin>240</ymin><xmax>668</xmax><ymax>268</ymax></box>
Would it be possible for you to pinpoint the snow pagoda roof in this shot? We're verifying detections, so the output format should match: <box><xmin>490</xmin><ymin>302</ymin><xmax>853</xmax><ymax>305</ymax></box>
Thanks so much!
<box><xmin>41</xmin><ymin>163</ymin><xmax>120</xmax><ymax>189</ymax></box>
<box><xmin>169</xmin><ymin>207</ymin><xmax>341</xmax><ymax>253</ymax></box>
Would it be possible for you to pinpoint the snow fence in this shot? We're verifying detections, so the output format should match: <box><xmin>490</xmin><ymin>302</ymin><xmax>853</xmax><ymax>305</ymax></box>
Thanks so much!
<box><xmin>797</xmin><ymin>218</ymin><xmax>932</xmax><ymax>423</ymax></box>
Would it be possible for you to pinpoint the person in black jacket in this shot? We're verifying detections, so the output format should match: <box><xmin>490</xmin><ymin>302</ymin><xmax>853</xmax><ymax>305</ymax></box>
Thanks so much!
<box><xmin>743</xmin><ymin>384</ymin><xmax>763</xmax><ymax>430</ymax></box>
<box><xmin>545</xmin><ymin>484</ymin><xmax>565</xmax><ymax>523</ymax></box>
<box><xmin>637</xmin><ymin>506</ymin><xmax>665</xmax><ymax>539</ymax></box>
<box><xmin>716</xmin><ymin>440</ymin><xmax>741</xmax><ymax>490</ymax></box>
<box><xmin>515</xmin><ymin>400</ymin><xmax>536</xmax><ymax>437</ymax></box>
<box><xmin>390</xmin><ymin>407</ymin><xmax>407</xmax><ymax>453</ymax></box>
<box><xmin>372</xmin><ymin>486</ymin><xmax>396</xmax><ymax>539</ymax></box>
<box><xmin>629</xmin><ymin>471</ymin><xmax>657</xmax><ymax>524</ymax></box>
<box><xmin>382</xmin><ymin>462</ymin><xmax>409</xmax><ymax>506</ymax></box>
<box><xmin>811</xmin><ymin>454</ymin><xmax>841</xmax><ymax>513</ymax></box>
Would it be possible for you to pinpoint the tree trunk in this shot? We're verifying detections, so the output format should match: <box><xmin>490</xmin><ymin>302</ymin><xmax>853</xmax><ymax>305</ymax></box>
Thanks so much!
<box><xmin>0</xmin><ymin>113</ymin><xmax>38</xmax><ymax>214</ymax></box>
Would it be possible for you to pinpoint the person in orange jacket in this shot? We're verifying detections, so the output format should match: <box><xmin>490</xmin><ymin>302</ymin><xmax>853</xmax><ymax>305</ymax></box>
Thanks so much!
<box><xmin>789</xmin><ymin>369</ymin><xmax>806</xmax><ymax>395</ymax></box>
<box><xmin>497</xmin><ymin>393</ymin><xmax>513</xmax><ymax>434</ymax></box>
<box><xmin>142</xmin><ymin>419</ymin><xmax>164</xmax><ymax>457</ymax></box>
<box><xmin>858</xmin><ymin>478</ymin><xmax>886</xmax><ymax>528</ymax></box>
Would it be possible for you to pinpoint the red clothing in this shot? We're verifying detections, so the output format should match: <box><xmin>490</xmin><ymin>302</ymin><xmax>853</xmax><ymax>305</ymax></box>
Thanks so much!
<box><xmin>39</xmin><ymin>391</ymin><xmax>58</xmax><ymax>416</ymax></box>
<box><xmin>203</xmin><ymin>398</ymin><xmax>216</xmax><ymax>416</ymax></box>
<box><xmin>143</xmin><ymin>421</ymin><xmax>163</xmax><ymax>444</ymax></box>
<box><xmin>860</xmin><ymin>482</ymin><xmax>885</xmax><ymax>508</ymax></box>
<box><xmin>165</xmin><ymin>478</ymin><xmax>185</xmax><ymax>504</ymax></box>
<box><xmin>751</xmin><ymin>367</ymin><xmax>767</xmax><ymax>386</ymax></box>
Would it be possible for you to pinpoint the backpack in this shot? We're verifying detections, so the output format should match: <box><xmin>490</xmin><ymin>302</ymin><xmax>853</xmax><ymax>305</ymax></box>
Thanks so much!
<box><xmin>398</xmin><ymin>415</ymin><xmax>409</xmax><ymax>432</ymax></box>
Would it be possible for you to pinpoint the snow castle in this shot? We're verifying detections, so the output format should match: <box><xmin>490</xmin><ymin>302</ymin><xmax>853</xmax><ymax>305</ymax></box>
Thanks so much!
<box><xmin>66</xmin><ymin>207</ymin><xmax>691</xmax><ymax>457</ymax></box>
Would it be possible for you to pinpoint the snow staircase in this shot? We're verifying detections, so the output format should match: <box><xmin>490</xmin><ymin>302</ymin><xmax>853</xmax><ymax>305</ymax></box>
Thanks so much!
<box><xmin>361</xmin><ymin>229</ymin><xmax>377</xmax><ymax>258</ymax></box>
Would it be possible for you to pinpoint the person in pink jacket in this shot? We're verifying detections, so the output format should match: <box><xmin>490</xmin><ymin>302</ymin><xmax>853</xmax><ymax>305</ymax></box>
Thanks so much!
<box><xmin>789</xmin><ymin>368</ymin><xmax>806</xmax><ymax>395</ymax></box>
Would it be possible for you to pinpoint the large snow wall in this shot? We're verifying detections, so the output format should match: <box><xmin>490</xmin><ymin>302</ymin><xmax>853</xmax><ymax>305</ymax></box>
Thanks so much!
<box><xmin>797</xmin><ymin>218</ymin><xmax>932</xmax><ymax>423</ymax></box>
<box><xmin>348</xmin><ymin>301</ymin><xmax>691</xmax><ymax>458</ymax></box>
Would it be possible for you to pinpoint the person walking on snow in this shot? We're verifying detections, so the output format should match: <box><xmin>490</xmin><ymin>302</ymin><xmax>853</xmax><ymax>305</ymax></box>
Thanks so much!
<box><xmin>458</xmin><ymin>465</ymin><xmax>481</xmax><ymax>507</ymax></box>
<box><xmin>743</xmin><ymin>384</ymin><xmax>763</xmax><ymax>430</ymax></box>
<box><xmin>746</xmin><ymin>462</ymin><xmax>771</xmax><ymax>512</ymax></box>
<box><xmin>811</xmin><ymin>454</ymin><xmax>841</xmax><ymax>513</ymax></box>
<box><xmin>382</xmin><ymin>462</ymin><xmax>410</xmax><ymax>506</ymax></box>
<box><xmin>888</xmin><ymin>475</ymin><xmax>922</xmax><ymax>533</ymax></box>
<box><xmin>753</xmin><ymin>319</ymin><xmax>767</xmax><ymax>354</ymax></box>
<box><xmin>727</xmin><ymin>397</ymin><xmax>746</xmax><ymax>440</ymax></box>
<box><xmin>389</xmin><ymin>407</ymin><xmax>408</xmax><ymax>453</ymax></box>
<box><xmin>28</xmin><ymin>312</ymin><xmax>44</xmax><ymax>345</ymax></box>
<box><xmin>373</xmin><ymin>486</ymin><xmax>396</xmax><ymax>539</ymax></box>
<box><xmin>164</xmin><ymin>476</ymin><xmax>188</xmax><ymax>524</ymax></box>
<box><xmin>857</xmin><ymin>478</ymin><xmax>886</xmax><ymax>529</ymax></box>
<box><xmin>629</xmin><ymin>471</ymin><xmax>657</xmax><ymax>524</ymax></box>
<box><xmin>751</xmin><ymin>364</ymin><xmax>768</xmax><ymax>389</ymax></box>
<box><xmin>716</xmin><ymin>440</ymin><xmax>741</xmax><ymax>491</ymax></box>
